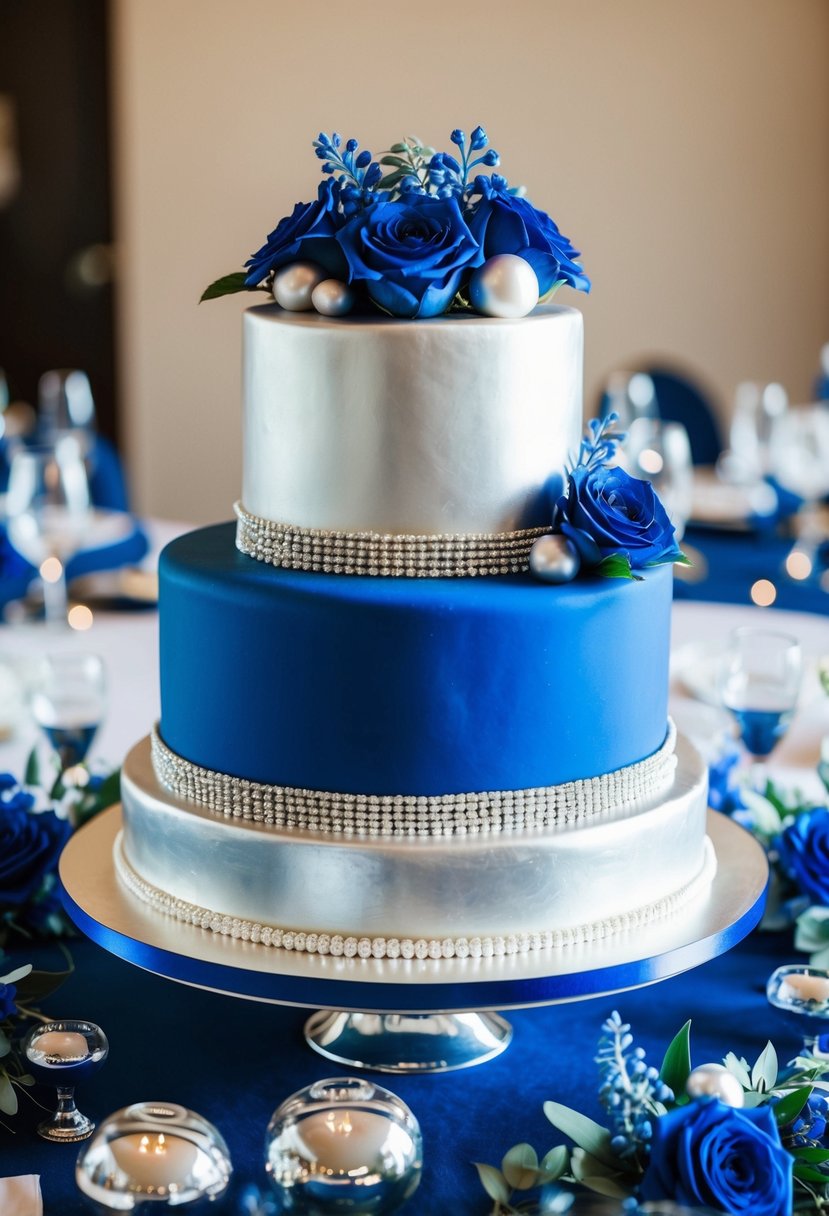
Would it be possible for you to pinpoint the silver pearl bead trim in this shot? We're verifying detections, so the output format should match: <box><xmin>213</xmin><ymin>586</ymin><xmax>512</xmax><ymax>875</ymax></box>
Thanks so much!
<box><xmin>114</xmin><ymin>831</ymin><xmax>716</xmax><ymax>961</ymax></box>
<box><xmin>234</xmin><ymin>502</ymin><xmax>551</xmax><ymax>577</ymax></box>
<box><xmin>151</xmin><ymin>722</ymin><xmax>677</xmax><ymax>838</ymax></box>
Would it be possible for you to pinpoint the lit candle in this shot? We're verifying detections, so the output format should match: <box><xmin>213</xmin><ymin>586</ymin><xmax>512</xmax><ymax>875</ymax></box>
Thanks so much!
<box><xmin>35</xmin><ymin>1030</ymin><xmax>89</xmax><ymax>1060</ymax></box>
<box><xmin>298</xmin><ymin>1108</ymin><xmax>392</xmax><ymax>1173</ymax></box>
<box><xmin>111</xmin><ymin>1132</ymin><xmax>198</xmax><ymax>1190</ymax></box>
<box><xmin>781</xmin><ymin>973</ymin><xmax>829</xmax><ymax>1003</ymax></box>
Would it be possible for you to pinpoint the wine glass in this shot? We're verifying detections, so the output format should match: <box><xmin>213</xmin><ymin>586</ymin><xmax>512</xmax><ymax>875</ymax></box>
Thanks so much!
<box><xmin>30</xmin><ymin>652</ymin><xmax>107</xmax><ymax>772</ymax></box>
<box><xmin>24</xmin><ymin>1020</ymin><xmax>108</xmax><ymax>1142</ymax></box>
<box><xmin>720</xmin><ymin>628</ymin><xmax>801</xmax><ymax>784</ymax></box>
<box><xmin>767</xmin><ymin>965</ymin><xmax>829</xmax><ymax>1055</ymax></box>
<box><xmin>5</xmin><ymin>437</ymin><xmax>92</xmax><ymax>625</ymax></box>
<box><xmin>769</xmin><ymin>404</ymin><xmax>829</xmax><ymax>582</ymax></box>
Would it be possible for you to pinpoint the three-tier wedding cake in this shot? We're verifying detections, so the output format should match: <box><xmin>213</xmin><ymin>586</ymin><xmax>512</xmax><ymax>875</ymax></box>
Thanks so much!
<box><xmin>116</xmin><ymin>127</ymin><xmax>712</xmax><ymax>963</ymax></box>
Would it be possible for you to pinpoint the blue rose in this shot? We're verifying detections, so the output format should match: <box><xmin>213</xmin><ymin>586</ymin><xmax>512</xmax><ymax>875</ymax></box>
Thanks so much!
<box><xmin>0</xmin><ymin>982</ymin><xmax>17</xmax><ymax>1020</ymax></box>
<box><xmin>778</xmin><ymin>808</ymin><xmax>829</xmax><ymax>905</ymax></box>
<box><xmin>244</xmin><ymin>180</ymin><xmax>346</xmax><ymax>286</ymax></box>
<box><xmin>556</xmin><ymin>465</ymin><xmax>680</xmax><ymax>570</ymax></box>
<box><xmin>0</xmin><ymin>805</ymin><xmax>71</xmax><ymax>908</ymax></box>
<box><xmin>469</xmin><ymin>183</ymin><xmax>590</xmax><ymax>296</ymax></box>
<box><xmin>335</xmin><ymin>196</ymin><xmax>483</xmax><ymax>318</ymax></box>
<box><xmin>642</xmin><ymin>1098</ymin><xmax>792</xmax><ymax>1216</ymax></box>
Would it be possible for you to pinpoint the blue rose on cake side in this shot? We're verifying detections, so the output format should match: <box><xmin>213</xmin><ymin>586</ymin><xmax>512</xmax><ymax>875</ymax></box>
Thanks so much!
<box><xmin>336</xmin><ymin>196</ymin><xmax>482</xmax><ymax>318</ymax></box>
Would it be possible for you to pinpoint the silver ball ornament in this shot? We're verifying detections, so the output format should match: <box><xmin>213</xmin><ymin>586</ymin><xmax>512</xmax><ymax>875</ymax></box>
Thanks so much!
<box><xmin>311</xmin><ymin>278</ymin><xmax>355</xmax><ymax>317</ymax></box>
<box><xmin>265</xmin><ymin>1077</ymin><xmax>422</xmax><ymax>1214</ymax></box>
<box><xmin>469</xmin><ymin>254</ymin><xmax>540</xmax><ymax>319</ymax></box>
<box><xmin>273</xmin><ymin>262</ymin><xmax>327</xmax><ymax>312</ymax></box>
<box><xmin>529</xmin><ymin>534</ymin><xmax>581</xmax><ymax>583</ymax></box>
<box><xmin>685</xmin><ymin>1063</ymin><xmax>745</xmax><ymax>1108</ymax></box>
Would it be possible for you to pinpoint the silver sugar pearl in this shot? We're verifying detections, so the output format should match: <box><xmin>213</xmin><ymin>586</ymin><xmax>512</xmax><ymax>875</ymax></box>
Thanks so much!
<box><xmin>529</xmin><ymin>533</ymin><xmax>581</xmax><ymax>583</ymax></box>
<box><xmin>311</xmin><ymin>278</ymin><xmax>355</xmax><ymax>317</ymax></box>
<box><xmin>685</xmin><ymin>1063</ymin><xmax>745</xmax><ymax>1108</ymax></box>
<box><xmin>265</xmin><ymin>1076</ymin><xmax>422</xmax><ymax>1214</ymax></box>
<box><xmin>273</xmin><ymin>262</ymin><xmax>327</xmax><ymax>312</ymax></box>
<box><xmin>469</xmin><ymin>253</ymin><xmax>539</xmax><ymax>318</ymax></box>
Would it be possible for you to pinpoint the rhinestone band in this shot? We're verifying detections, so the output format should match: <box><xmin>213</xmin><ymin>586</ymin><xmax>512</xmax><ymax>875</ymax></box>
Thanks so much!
<box><xmin>115</xmin><ymin>832</ymin><xmax>716</xmax><ymax>962</ymax></box>
<box><xmin>234</xmin><ymin>502</ymin><xmax>551</xmax><ymax>577</ymax></box>
<box><xmin>151</xmin><ymin>722</ymin><xmax>677</xmax><ymax>838</ymax></box>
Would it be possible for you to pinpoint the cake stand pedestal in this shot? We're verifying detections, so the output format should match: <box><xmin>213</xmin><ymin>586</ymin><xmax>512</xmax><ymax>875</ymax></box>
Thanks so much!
<box><xmin>60</xmin><ymin>807</ymin><xmax>767</xmax><ymax>1073</ymax></box>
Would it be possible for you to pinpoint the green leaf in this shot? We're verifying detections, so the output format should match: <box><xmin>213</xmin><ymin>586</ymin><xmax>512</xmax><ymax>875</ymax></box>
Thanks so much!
<box><xmin>773</xmin><ymin>1085</ymin><xmax>813</xmax><ymax>1126</ymax></box>
<box><xmin>389</xmin><ymin>142</ymin><xmax>408</xmax><ymax>153</ymax></box>
<box><xmin>199</xmin><ymin>272</ymin><xmax>251</xmax><ymax>303</ymax></box>
<box><xmin>792</xmin><ymin>1145</ymin><xmax>829</xmax><ymax>1162</ymax></box>
<box><xmin>501</xmin><ymin>1143</ymin><xmax>539</xmax><ymax>1190</ymax></box>
<box><xmin>473</xmin><ymin>1162</ymin><xmax>510</xmax><ymax>1204</ymax></box>
<box><xmin>0</xmin><ymin>963</ymin><xmax>32</xmax><ymax>987</ymax></box>
<box><xmin>596</xmin><ymin>553</ymin><xmax>634</xmax><ymax>580</ymax></box>
<box><xmin>77</xmin><ymin>768</ymin><xmax>121</xmax><ymax>826</ymax></box>
<box><xmin>0</xmin><ymin>1074</ymin><xmax>17</xmax><ymax>1116</ymax></box>
<box><xmin>24</xmin><ymin>746</ymin><xmax>40</xmax><ymax>787</ymax></box>
<box><xmin>660</xmin><ymin>1020</ymin><xmax>692</xmax><ymax>1097</ymax></box>
<box><xmin>751</xmin><ymin>1042</ymin><xmax>779</xmax><ymax>1093</ymax></box>
<box><xmin>543</xmin><ymin>1102</ymin><xmax>618</xmax><ymax>1168</ymax></box>
<box><xmin>0</xmin><ymin>1030</ymin><xmax>9</xmax><ymax>1058</ymax></box>
<box><xmin>540</xmin><ymin>1145</ymin><xmax>569</xmax><ymax>1180</ymax></box>
<box><xmin>793</xmin><ymin>1161</ymin><xmax>829</xmax><ymax>1183</ymax></box>
<box><xmin>379</xmin><ymin>155</ymin><xmax>410</xmax><ymax>167</ymax></box>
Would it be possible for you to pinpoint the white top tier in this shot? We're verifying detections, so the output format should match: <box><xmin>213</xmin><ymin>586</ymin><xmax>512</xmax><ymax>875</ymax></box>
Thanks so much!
<box><xmin>242</xmin><ymin>303</ymin><xmax>583</xmax><ymax>536</ymax></box>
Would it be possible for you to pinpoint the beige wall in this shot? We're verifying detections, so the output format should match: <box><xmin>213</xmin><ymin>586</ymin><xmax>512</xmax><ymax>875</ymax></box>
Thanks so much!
<box><xmin>112</xmin><ymin>0</ymin><xmax>829</xmax><ymax>523</ymax></box>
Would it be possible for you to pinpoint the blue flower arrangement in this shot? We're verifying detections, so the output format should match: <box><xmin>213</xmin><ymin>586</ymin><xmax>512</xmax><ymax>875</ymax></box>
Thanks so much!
<box><xmin>474</xmin><ymin>1012</ymin><xmax>829</xmax><ymax>1214</ymax></box>
<box><xmin>202</xmin><ymin>126</ymin><xmax>590</xmax><ymax>319</ymax></box>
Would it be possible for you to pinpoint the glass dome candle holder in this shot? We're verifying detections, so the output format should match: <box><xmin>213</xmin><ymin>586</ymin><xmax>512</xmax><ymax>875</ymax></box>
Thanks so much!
<box><xmin>767</xmin><ymin>964</ymin><xmax>829</xmax><ymax>1051</ymax></box>
<box><xmin>265</xmin><ymin>1077</ymin><xmax>422</xmax><ymax>1214</ymax></box>
<box><xmin>23</xmin><ymin>1019</ymin><xmax>108</xmax><ymax>1142</ymax></box>
<box><xmin>76</xmin><ymin>1101</ymin><xmax>233</xmax><ymax>1212</ymax></box>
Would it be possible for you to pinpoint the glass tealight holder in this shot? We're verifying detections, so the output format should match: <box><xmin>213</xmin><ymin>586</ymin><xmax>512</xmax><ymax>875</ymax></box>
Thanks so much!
<box><xmin>265</xmin><ymin>1076</ymin><xmax>422</xmax><ymax>1215</ymax></box>
<box><xmin>767</xmin><ymin>964</ymin><xmax>829</xmax><ymax>1050</ymax></box>
<box><xmin>76</xmin><ymin>1101</ymin><xmax>233</xmax><ymax>1212</ymax></box>
<box><xmin>24</xmin><ymin>1019</ymin><xmax>108</xmax><ymax>1142</ymax></box>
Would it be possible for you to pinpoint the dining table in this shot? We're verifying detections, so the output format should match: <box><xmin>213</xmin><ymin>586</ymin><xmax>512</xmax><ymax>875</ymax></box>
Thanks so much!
<box><xmin>0</xmin><ymin>518</ymin><xmax>827</xmax><ymax>1214</ymax></box>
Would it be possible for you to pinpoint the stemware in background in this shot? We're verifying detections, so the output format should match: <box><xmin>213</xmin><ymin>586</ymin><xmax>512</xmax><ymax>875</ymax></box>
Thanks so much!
<box><xmin>604</xmin><ymin>370</ymin><xmax>659</xmax><ymax>432</ymax></box>
<box><xmin>720</xmin><ymin>381</ymin><xmax>788</xmax><ymax>486</ymax></box>
<box><xmin>769</xmin><ymin>403</ymin><xmax>829</xmax><ymax>584</ymax></box>
<box><xmin>5</xmin><ymin>437</ymin><xmax>92</xmax><ymax>625</ymax></box>
<box><xmin>720</xmin><ymin>627</ymin><xmax>801</xmax><ymax>784</ymax></box>
<box><xmin>24</xmin><ymin>1020</ymin><xmax>108</xmax><ymax>1142</ymax></box>
<box><xmin>624</xmin><ymin>416</ymin><xmax>694</xmax><ymax>541</ymax></box>
<box><xmin>30</xmin><ymin>652</ymin><xmax>106</xmax><ymax>771</ymax></box>
<box><xmin>38</xmin><ymin>368</ymin><xmax>96</xmax><ymax>451</ymax></box>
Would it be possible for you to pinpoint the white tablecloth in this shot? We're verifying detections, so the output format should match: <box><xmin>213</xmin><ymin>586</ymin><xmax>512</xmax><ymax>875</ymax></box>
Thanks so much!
<box><xmin>1</xmin><ymin>527</ymin><xmax>827</xmax><ymax>794</ymax></box>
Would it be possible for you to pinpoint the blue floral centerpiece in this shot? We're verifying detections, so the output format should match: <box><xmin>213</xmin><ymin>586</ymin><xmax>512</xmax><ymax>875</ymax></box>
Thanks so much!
<box><xmin>202</xmin><ymin>126</ymin><xmax>590</xmax><ymax>319</ymax></box>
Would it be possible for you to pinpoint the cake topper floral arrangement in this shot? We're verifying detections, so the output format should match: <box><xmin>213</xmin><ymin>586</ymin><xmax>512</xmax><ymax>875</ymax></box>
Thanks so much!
<box><xmin>201</xmin><ymin>126</ymin><xmax>590</xmax><ymax>320</ymax></box>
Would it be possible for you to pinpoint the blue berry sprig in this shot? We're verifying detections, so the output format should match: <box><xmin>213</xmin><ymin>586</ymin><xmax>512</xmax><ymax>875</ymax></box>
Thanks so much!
<box><xmin>597</xmin><ymin>1011</ymin><xmax>674</xmax><ymax>1164</ymax></box>
<box><xmin>428</xmin><ymin>126</ymin><xmax>500</xmax><ymax>199</ymax></box>
<box><xmin>313</xmin><ymin>132</ymin><xmax>383</xmax><ymax>216</ymax></box>
<box><xmin>573</xmin><ymin>412</ymin><xmax>626</xmax><ymax>473</ymax></box>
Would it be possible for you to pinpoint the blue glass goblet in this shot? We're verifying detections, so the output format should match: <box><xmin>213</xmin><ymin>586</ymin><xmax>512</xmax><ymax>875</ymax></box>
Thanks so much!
<box><xmin>24</xmin><ymin>1019</ymin><xmax>108</xmax><ymax>1142</ymax></box>
<box><xmin>720</xmin><ymin>628</ymin><xmax>801</xmax><ymax>786</ymax></box>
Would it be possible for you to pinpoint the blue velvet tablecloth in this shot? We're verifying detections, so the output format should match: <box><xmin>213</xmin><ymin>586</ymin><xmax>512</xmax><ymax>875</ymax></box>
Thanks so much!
<box><xmin>1</xmin><ymin>931</ymin><xmax>808</xmax><ymax>1214</ymax></box>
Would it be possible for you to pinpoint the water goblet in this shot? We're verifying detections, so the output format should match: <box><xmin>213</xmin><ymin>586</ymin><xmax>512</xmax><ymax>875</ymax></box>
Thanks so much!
<box><xmin>720</xmin><ymin>627</ymin><xmax>801</xmax><ymax>783</ymax></box>
<box><xmin>5</xmin><ymin>436</ymin><xmax>92</xmax><ymax>625</ymax></box>
<box><xmin>769</xmin><ymin>404</ymin><xmax>829</xmax><ymax>583</ymax></box>
<box><xmin>625</xmin><ymin>417</ymin><xmax>694</xmax><ymax>541</ymax></box>
<box><xmin>767</xmin><ymin>965</ymin><xmax>829</xmax><ymax>1054</ymax></box>
<box><xmin>30</xmin><ymin>651</ymin><xmax>107</xmax><ymax>770</ymax></box>
<box><xmin>24</xmin><ymin>1019</ymin><xmax>108</xmax><ymax>1142</ymax></box>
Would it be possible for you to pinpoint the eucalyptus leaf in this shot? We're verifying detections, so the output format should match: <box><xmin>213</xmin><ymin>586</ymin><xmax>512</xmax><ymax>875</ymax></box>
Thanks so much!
<box><xmin>0</xmin><ymin>964</ymin><xmax>32</xmax><ymax>987</ymax></box>
<box><xmin>501</xmin><ymin>1143</ymin><xmax>539</xmax><ymax>1190</ymax></box>
<box><xmin>16</xmin><ymin>962</ymin><xmax>73</xmax><ymax>1004</ymax></box>
<box><xmin>540</xmin><ymin>1145</ymin><xmax>570</xmax><ymax>1180</ymax></box>
<box><xmin>751</xmin><ymin>1041</ymin><xmax>778</xmax><ymax>1092</ymax></box>
<box><xmin>660</xmin><ymin>1020</ymin><xmax>692</xmax><ymax>1096</ymax></box>
<box><xmin>199</xmin><ymin>272</ymin><xmax>253</xmax><ymax>303</ymax></box>
<box><xmin>473</xmin><ymin>1162</ymin><xmax>510</xmax><ymax>1204</ymax></box>
<box><xmin>389</xmin><ymin>142</ymin><xmax>408</xmax><ymax>153</ymax></box>
<box><xmin>379</xmin><ymin>156</ymin><xmax>409</xmax><ymax>168</ymax></box>
<box><xmin>772</xmin><ymin>1085</ymin><xmax>812</xmax><ymax>1126</ymax></box>
<box><xmin>576</xmin><ymin>1175</ymin><xmax>634</xmax><ymax>1200</ymax></box>
<box><xmin>0</xmin><ymin>1074</ymin><xmax>17</xmax><ymax>1116</ymax></box>
<box><xmin>0</xmin><ymin>1029</ymin><xmax>9</xmax><ymax>1058</ymax></box>
<box><xmin>17</xmin><ymin>1073</ymin><xmax>35</xmax><ymax>1087</ymax></box>
<box><xmin>543</xmin><ymin>1103</ymin><xmax>617</xmax><ymax>1168</ymax></box>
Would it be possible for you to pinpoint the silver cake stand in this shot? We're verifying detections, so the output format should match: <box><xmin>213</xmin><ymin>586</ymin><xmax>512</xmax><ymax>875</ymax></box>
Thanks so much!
<box><xmin>60</xmin><ymin>807</ymin><xmax>767</xmax><ymax>1073</ymax></box>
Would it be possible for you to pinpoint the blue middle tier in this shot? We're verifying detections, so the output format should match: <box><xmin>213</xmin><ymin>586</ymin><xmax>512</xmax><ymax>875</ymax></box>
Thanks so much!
<box><xmin>159</xmin><ymin>524</ymin><xmax>672</xmax><ymax>796</ymax></box>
